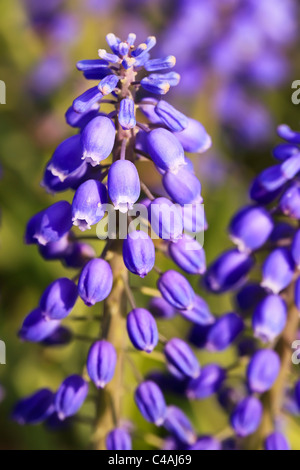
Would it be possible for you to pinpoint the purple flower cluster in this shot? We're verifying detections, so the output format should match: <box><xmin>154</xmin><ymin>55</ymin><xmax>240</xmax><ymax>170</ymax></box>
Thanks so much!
<box><xmin>15</xmin><ymin>33</ymin><xmax>215</xmax><ymax>450</ymax></box>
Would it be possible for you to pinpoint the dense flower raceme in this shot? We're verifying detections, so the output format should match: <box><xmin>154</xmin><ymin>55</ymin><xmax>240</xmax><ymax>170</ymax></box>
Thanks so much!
<box><xmin>14</xmin><ymin>32</ymin><xmax>300</xmax><ymax>450</ymax></box>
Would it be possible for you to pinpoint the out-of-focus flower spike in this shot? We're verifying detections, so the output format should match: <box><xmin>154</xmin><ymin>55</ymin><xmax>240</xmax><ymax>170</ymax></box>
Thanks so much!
<box><xmin>127</xmin><ymin>33</ymin><xmax>136</xmax><ymax>46</ymax></box>
<box><xmin>98</xmin><ymin>49</ymin><xmax>120</xmax><ymax>63</ymax></box>
<box><xmin>155</xmin><ymin>100</ymin><xmax>188</xmax><ymax>132</ymax></box>
<box><xmin>145</xmin><ymin>56</ymin><xmax>176</xmax><ymax>72</ymax></box>
<box><xmin>119</xmin><ymin>98</ymin><xmax>136</xmax><ymax>130</ymax></box>
<box><xmin>73</xmin><ymin>86</ymin><xmax>103</xmax><ymax>114</ymax></box>
<box><xmin>87</xmin><ymin>340</ymin><xmax>117</xmax><ymax>388</ymax></box>
<box><xmin>106</xmin><ymin>33</ymin><xmax>121</xmax><ymax>54</ymax></box>
<box><xmin>252</xmin><ymin>295</ymin><xmax>287</xmax><ymax>343</ymax></box>
<box><xmin>98</xmin><ymin>74</ymin><xmax>119</xmax><ymax>95</ymax></box>
<box><xmin>55</xmin><ymin>375</ymin><xmax>88</xmax><ymax>420</ymax></box>
<box><xmin>140</xmin><ymin>76</ymin><xmax>170</xmax><ymax>95</ymax></box>
<box><xmin>76</xmin><ymin>59</ymin><xmax>109</xmax><ymax>71</ymax></box>
<box><xmin>277</xmin><ymin>124</ymin><xmax>300</xmax><ymax>144</ymax></box>
<box><xmin>261</xmin><ymin>248</ymin><xmax>294</xmax><ymax>294</ymax></box>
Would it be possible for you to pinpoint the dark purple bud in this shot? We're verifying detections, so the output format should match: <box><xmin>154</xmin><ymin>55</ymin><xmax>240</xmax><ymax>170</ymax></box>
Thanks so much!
<box><xmin>154</xmin><ymin>100</ymin><xmax>188</xmax><ymax>132</ymax></box>
<box><xmin>270</xmin><ymin>222</ymin><xmax>295</xmax><ymax>243</ymax></box>
<box><xmin>118</xmin><ymin>98</ymin><xmax>136</xmax><ymax>130</ymax></box>
<box><xmin>135</xmin><ymin>381</ymin><xmax>167</xmax><ymax>426</ymax></box>
<box><xmin>204</xmin><ymin>249</ymin><xmax>254</xmax><ymax>293</ymax></box>
<box><xmin>108</xmin><ymin>160</ymin><xmax>140</xmax><ymax>213</ymax></box>
<box><xmin>180</xmin><ymin>295</ymin><xmax>214</xmax><ymax>326</ymax></box>
<box><xmin>87</xmin><ymin>340</ymin><xmax>117</xmax><ymax>388</ymax></box>
<box><xmin>46</xmin><ymin>135</ymin><xmax>85</xmax><ymax>183</ymax></box>
<box><xmin>149</xmin><ymin>198</ymin><xmax>183</xmax><ymax>241</ymax></box>
<box><xmin>163</xmin><ymin>168</ymin><xmax>202</xmax><ymax>205</ymax></box>
<box><xmin>237</xmin><ymin>337</ymin><xmax>258</xmax><ymax>357</ymax></box>
<box><xmin>264</xmin><ymin>432</ymin><xmax>291</xmax><ymax>451</ymax></box>
<box><xmin>236</xmin><ymin>283</ymin><xmax>266</xmax><ymax>312</ymax></box>
<box><xmin>164</xmin><ymin>338</ymin><xmax>201</xmax><ymax>380</ymax></box>
<box><xmin>189</xmin><ymin>436</ymin><xmax>221</xmax><ymax>451</ymax></box>
<box><xmin>81</xmin><ymin>116</ymin><xmax>115</xmax><ymax>166</ymax></box>
<box><xmin>158</xmin><ymin>270</ymin><xmax>195</xmax><ymax>310</ymax></box>
<box><xmin>65</xmin><ymin>105</ymin><xmax>99</xmax><ymax>129</ymax></box>
<box><xmin>292</xmin><ymin>229</ymin><xmax>300</xmax><ymax>268</ymax></box>
<box><xmin>127</xmin><ymin>308</ymin><xmax>158</xmax><ymax>353</ymax></box>
<box><xmin>186</xmin><ymin>364</ymin><xmax>226</xmax><ymax>400</ymax></box>
<box><xmin>261</xmin><ymin>248</ymin><xmax>294</xmax><ymax>294</ymax></box>
<box><xmin>231</xmin><ymin>397</ymin><xmax>263</xmax><ymax>437</ymax></box>
<box><xmin>39</xmin><ymin>233</ymin><xmax>70</xmax><ymax>261</ymax></box>
<box><xmin>78</xmin><ymin>258</ymin><xmax>113</xmax><ymax>306</ymax></box>
<box><xmin>42</xmin><ymin>326</ymin><xmax>73</xmax><ymax>347</ymax></box>
<box><xmin>252</xmin><ymin>295</ymin><xmax>287</xmax><ymax>343</ymax></box>
<box><xmin>188</xmin><ymin>324</ymin><xmax>211</xmax><ymax>349</ymax></box>
<box><xmin>106</xmin><ymin>428</ymin><xmax>132</xmax><ymax>450</ymax></box>
<box><xmin>272</xmin><ymin>143</ymin><xmax>299</xmax><ymax>161</ymax></box>
<box><xmin>163</xmin><ymin>406</ymin><xmax>196</xmax><ymax>445</ymax></box>
<box><xmin>123</xmin><ymin>230</ymin><xmax>155</xmax><ymax>278</ymax></box>
<box><xmin>250</xmin><ymin>175</ymin><xmax>282</xmax><ymax>205</ymax></box>
<box><xmin>229</xmin><ymin>206</ymin><xmax>273</xmax><ymax>252</ymax></box>
<box><xmin>218</xmin><ymin>386</ymin><xmax>246</xmax><ymax>413</ymax></box>
<box><xmin>72</xmin><ymin>180</ymin><xmax>107</xmax><ymax>231</ymax></box>
<box><xmin>206</xmin><ymin>313</ymin><xmax>244</xmax><ymax>352</ymax></box>
<box><xmin>149</xmin><ymin>297</ymin><xmax>176</xmax><ymax>319</ymax></box>
<box><xmin>174</xmin><ymin>118</ymin><xmax>212</xmax><ymax>154</ymax></box>
<box><xmin>63</xmin><ymin>242</ymin><xmax>96</xmax><ymax>269</ymax></box>
<box><xmin>146</xmin><ymin>371</ymin><xmax>187</xmax><ymax>395</ymax></box>
<box><xmin>55</xmin><ymin>375</ymin><xmax>88</xmax><ymax>420</ymax></box>
<box><xmin>147</xmin><ymin>128</ymin><xmax>185</xmax><ymax>173</ymax></box>
<box><xmin>25</xmin><ymin>201</ymin><xmax>72</xmax><ymax>246</ymax></box>
<box><xmin>295</xmin><ymin>278</ymin><xmax>300</xmax><ymax>310</ymax></box>
<box><xmin>279</xmin><ymin>185</ymin><xmax>300</xmax><ymax>219</ymax></box>
<box><xmin>169</xmin><ymin>235</ymin><xmax>206</xmax><ymax>275</ymax></box>
<box><xmin>13</xmin><ymin>389</ymin><xmax>55</xmax><ymax>425</ymax></box>
<box><xmin>247</xmin><ymin>349</ymin><xmax>280</xmax><ymax>393</ymax></box>
<box><xmin>40</xmin><ymin>278</ymin><xmax>77</xmax><ymax>320</ymax></box>
<box><xmin>19</xmin><ymin>308</ymin><xmax>60</xmax><ymax>342</ymax></box>
<box><xmin>73</xmin><ymin>86</ymin><xmax>103</xmax><ymax>114</ymax></box>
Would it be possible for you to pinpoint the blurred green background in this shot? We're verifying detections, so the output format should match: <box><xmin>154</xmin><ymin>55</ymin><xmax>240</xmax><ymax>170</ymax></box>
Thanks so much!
<box><xmin>0</xmin><ymin>0</ymin><xmax>299</xmax><ymax>450</ymax></box>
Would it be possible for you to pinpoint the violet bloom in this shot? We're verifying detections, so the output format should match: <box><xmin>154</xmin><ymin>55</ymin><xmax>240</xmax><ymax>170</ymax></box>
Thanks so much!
<box><xmin>158</xmin><ymin>270</ymin><xmax>195</xmax><ymax>310</ymax></box>
<box><xmin>72</xmin><ymin>179</ymin><xmax>108</xmax><ymax>231</ymax></box>
<box><xmin>81</xmin><ymin>116</ymin><xmax>116</xmax><ymax>166</ymax></box>
<box><xmin>55</xmin><ymin>375</ymin><xmax>88</xmax><ymax>420</ymax></box>
<box><xmin>13</xmin><ymin>389</ymin><xmax>55</xmax><ymax>425</ymax></box>
<box><xmin>108</xmin><ymin>160</ymin><xmax>140</xmax><ymax>213</ymax></box>
<box><xmin>247</xmin><ymin>349</ymin><xmax>281</xmax><ymax>393</ymax></box>
<box><xmin>40</xmin><ymin>278</ymin><xmax>78</xmax><ymax>320</ymax></box>
<box><xmin>123</xmin><ymin>230</ymin><xmax>155</xmax><ymax>278</ymax></box>
<box><xmin>87</xmin><ymin>340</ymin><xmax>117</xmax><ymax>388</ymax></box>
<box><xmin>231</xmin><ymin>397</ymin><xmax>263</xmax><ymax>437</ymax></box>
<box><xmin>127</xmin><ymin>308</ymin><xmax>158</xmax><ymax>353</ymax></box>
<box><xmin>78</xmin><ymin>259</ymin><xmax>113</xmax><ymax>306</ymax></box>
<box><xmin>135</xmin><ymin>381</ymin><xmax>167</xmax><ymax>426</ymax></box>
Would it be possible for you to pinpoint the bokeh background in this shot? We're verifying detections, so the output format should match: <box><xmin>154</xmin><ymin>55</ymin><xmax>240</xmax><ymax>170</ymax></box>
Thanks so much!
<box><xmin>0</xmin><ymin>0</ymin><xmax>299</xmax><ymax>449</ymax></box>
